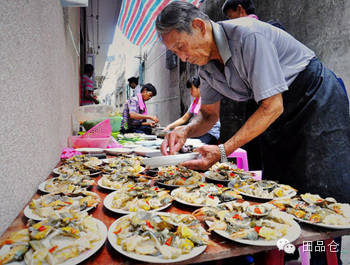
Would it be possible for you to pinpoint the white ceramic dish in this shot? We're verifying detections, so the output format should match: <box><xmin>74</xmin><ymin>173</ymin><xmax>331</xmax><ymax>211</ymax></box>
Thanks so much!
<box><xmin>107</xmin><ymin>213</ymin><xmax>207</xmax><ymax>263</ymax></box>
<box><xmin>6</xmin><ymin>218</ymin><xmax>107</xmax><ymax>265</ymax></box>
<box><xmin>170</xmin><ymin>189</ymin><xmax>210</xmax><ymax>208</ymax></box>
<box><xmin>52</xmin><ymin>166</ymin><xmax>102</xmax><ymax>177</ymax></box>
<box><xmin>105</xmin><ymin>148</ymin><xmax>133</xmax><ymax>155</ymax></box>
<box><xmin>38</xmin><ymin>179</ymin><xmax>93</xmax><ymax>194</ymax></box>
<box><xmin>75</xmin><ymin>148</ymin><xmax>104</xmax><ymax>153</ymax></box>
<box><xmin>133</xmin><ymin>147</ymin><xmax>162</xmax><ymax>157</ymax></box>
<box><xmin>143</xmin><ymin>153</ymin><xmax>200</xmax><ymax>168</ymax></box>
<box><xmin>103</xmin><ymin>191</ymin><xmax>172</xmax><ymax>214</ymax></box>
<box><xmin>23</xmin><ymin>192</ymin><xmax>100</xmax><ymax>221</ymax></box>
<box><xmin>237</xmin><ymin>189</ymin><xmax>297</xmax><ymax>201</ymax></box>
<box><xmin>206</xmin><ymin>211</ymin><xmax>301</xmax><ymax>246</ymax></box>
<box><xmin>293</xmin><ymin>217</ymin><xmax>350</xmax><ymax>229</ymax></box>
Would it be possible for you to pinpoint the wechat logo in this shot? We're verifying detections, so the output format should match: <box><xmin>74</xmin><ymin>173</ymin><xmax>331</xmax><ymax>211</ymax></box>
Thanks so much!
<box><xmin>277</xmin><ymin>238</ymin><xmax>296</xmax><ymax>254</ymax></box>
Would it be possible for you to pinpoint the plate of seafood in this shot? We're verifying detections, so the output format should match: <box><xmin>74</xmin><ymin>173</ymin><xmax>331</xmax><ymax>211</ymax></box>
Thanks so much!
<box><xmin>38</xmin><ymin>175</ymin><xmax>95</xmax><ymax>193</ymax></box>
<box><xmin>53</xmin><ymin>156</ymin><xmax>102</xmax><ymax>177</ymax></box>
<box><xmin>205</xmin><ymin>162</ymin><xmax>256</xmax><ymax>184</ymax></box>
<box><xmin>171</xmin><ymin>183</ymin><xmax>241</xmax><ymax>207</ymax></box>
<box><xmin>105</xmin><ymin>147</ymin><xmax>133</xmax><ymax>155</ymax></box>
<box><xmin>97</xmin><ymin>174</ymin><xmax>151</xmax><ymax>191</ymax></box>
<box><xmin>235</xmin><ymin>180</ymin><xmax>297</xmax><ymax>200</ymax></box>
<box><xmin>155</xmin><ymin>166</ymin><xmax>203</xmax><ymax>189</ymax></box>
<box><xmin>103</xmin><ymin>186</ymin><xmax>173</xmax><ymax>214</ymax></box>
<box><xmin>24</xmin><ymin>191</ymin><xmax>100</xmax><ymax>221</ymax></box>
<box><xmin>271</xmin><ymin>193</ymin><xmax>350</xmax><ymax>229</ymax></box>
<box><xmin>107</xmin><ymin>211</ymin><xmax>208</xmax><ymax>263</ymax></box>
<box><xmin>0</xmin><ymin>212</ymin><xmax>107</xmax><ymax>265</ymax></box>
<box><xmin>193</xmin><ymin>201</ymin><xmax>300</xmax><ymax>246</ymax></box>
<box><xmin>101</xmin><ymin>156</ymin><xmax>144</xmax><ymax>175</ymax></box>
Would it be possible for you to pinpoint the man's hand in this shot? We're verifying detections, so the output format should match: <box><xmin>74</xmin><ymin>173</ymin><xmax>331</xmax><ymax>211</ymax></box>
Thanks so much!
<box><xmin>164</xmin><ymin>125</ymin><xmax>172</xmax><ymax>132</ymax></box>
<box><xmin>161</xmin><ymin>126</ymin><xmax>188</xmax><ymax>155</ymax></box>
<box><xmin>149</xmin><ymin>115</ymin><xmax>159</xmax><ymax>123</ymax></box>
<box><xmin>181</xmin><ymin>145</ymin><xmax>221</xmax><ymax>170</ymax></box>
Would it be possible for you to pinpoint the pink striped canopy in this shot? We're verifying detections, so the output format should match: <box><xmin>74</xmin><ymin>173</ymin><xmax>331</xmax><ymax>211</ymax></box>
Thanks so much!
<box><xmin>117</xmin><ymin>0</ymin><xmax>203</xmax><ymax>46</ymax></box>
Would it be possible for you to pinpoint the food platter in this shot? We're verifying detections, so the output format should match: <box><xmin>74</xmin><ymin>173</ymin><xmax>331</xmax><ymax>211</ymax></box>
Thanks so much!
<box><xmin>107</xmin><ymin>212</ymin><xmax>208</xmax><ymax>263</ymax></box>
<box><xmin>292</xmin><ymin>217</ymin><xmax>350</xmax><ymax>229</ymax></box>
<box><xmin>3</xmin><ymin>218</ymin><xmax>107</xmax><ymax>265</ymax></box>
<box><xmin>38</xmin><ymin>178</ymin><xmax>93</xmax><ymax>194</ymax></box>
<box><xmin>105</xmin><ymin>148</ymin><xmax>133</xmax><ymax>155</ymax></box>
<box><xmin>237</xmin><ymin>189</ymin><xmax>297</xmax><ymax>201</ymax></box>
<box><xmin>103</xmin><ymin>191</ymin><xmax>172</xmax><ymax>214</ymax></box>
<box><xmin>52</xmin><ymin>166</ymin><xmax>102</xmax><ymax>177</ymax></box>
<box><xmin>206</xmin><ymin>211</ymin><xmax>301</xmax><ymax>246</ymax></box>
<box><xmin>23</xmin><ymin>192</ymin><xmax>100</xmax><ymax>221</ymax></box>
<box><xmin>171</xmin><ymin>184</ymin><xmax>241</xmax><ymax>207</ymax></box>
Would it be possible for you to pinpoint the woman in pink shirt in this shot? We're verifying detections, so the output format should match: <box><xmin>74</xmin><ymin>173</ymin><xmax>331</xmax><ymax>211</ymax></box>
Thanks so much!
<box><xmin>165</xmin><ymin>77</ymin><xmax>220</xmax><ymax>145</ymax></box>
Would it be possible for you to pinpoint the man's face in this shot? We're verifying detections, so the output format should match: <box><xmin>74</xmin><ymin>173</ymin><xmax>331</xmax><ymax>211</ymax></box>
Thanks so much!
<box><xmin>142</xmin><ymin>91</ymin><xmax>153</xmax><ymax>101</ymax></box>
<box><xmin>225</xmin><ymin>8</ymin><xmax>241</xmax><ymax>19</ymax></box>
<box><xmin>129</xmin><ymin>82</ymin><xmax>137</xmax><ymax>89</ymax></box>
<box><xmin>161</xmin><ymin>22</ymin><xmax>212</xmax><ymax>66</ymax></box>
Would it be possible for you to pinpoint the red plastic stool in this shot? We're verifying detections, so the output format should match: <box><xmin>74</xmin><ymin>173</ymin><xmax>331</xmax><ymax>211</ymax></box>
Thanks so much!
<box><xmin>227</xmin><ymin>148</ymin><xmax>249</xmax><ymax>171</ymax></box>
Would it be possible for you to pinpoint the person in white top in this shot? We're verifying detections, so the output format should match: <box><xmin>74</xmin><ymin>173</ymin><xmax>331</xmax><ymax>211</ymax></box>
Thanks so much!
<box><xmin>128</xmin><ymin>76</ymin><xmax>142</xmax><ymax>96</ymax></box>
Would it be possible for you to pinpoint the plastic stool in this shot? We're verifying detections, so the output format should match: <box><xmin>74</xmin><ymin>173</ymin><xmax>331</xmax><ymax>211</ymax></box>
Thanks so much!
<box><xmin>228</xmin><ymin>148</ymin><xmax>249</xmax><ymax>171</ymax></box>
<box><xmin>299</xmin><ymin>245</ymin><xmax>310</xmax><ymax>265</ymax></box>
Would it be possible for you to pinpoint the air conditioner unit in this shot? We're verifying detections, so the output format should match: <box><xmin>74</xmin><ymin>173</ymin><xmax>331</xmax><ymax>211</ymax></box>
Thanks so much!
<box><xmin>61</xmin><ymin>0</ymin><xmax>88</xmax><ymax>7</ymax></box>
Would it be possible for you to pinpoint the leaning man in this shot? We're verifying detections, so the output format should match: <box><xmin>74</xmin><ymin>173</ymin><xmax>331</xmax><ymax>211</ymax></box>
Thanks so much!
<box><xmin>121</xmin><ymin>83</ymin><xmax>159</xmax><ymax>135</ymax></box>
<box><xmin>156</xmin><ymin>2</ymin><xmax>350</xmax><ymax>203</ymax></box>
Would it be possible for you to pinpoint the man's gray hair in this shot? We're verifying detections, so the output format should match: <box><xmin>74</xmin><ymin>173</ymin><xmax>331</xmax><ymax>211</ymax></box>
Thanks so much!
<box><xmin>155</xmin><ymin>1</ymin><xmax>209</xmax><ymax>35</ymax></box>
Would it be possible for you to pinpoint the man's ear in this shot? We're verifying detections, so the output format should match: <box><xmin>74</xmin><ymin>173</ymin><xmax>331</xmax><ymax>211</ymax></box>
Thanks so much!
<box><xmin>192</xmin><ymin>18</ymin><xmax>206</xmax><ymax>35</ymax></box>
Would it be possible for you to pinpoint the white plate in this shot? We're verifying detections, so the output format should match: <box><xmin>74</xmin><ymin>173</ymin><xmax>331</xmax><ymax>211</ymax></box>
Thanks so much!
<box><xmin>97</xmin><ymin>176</ymin><xmax>150</xmax><ymax>191</ymax></box>
<box><xmin>75</xmin><ymin>148</ymin><xmax>104</xmax><ymax>153</ymax></box>
<box><xmin>170</xmin><ymin>189</ymin><xmax>210</xmax><ymax>207</ymax></box>
<box><xmin>206</xmin><ymin>211</ymin><xmax>301</xmax><ymax>246</ymax></box>
<box><xmin>133</xmin><ymin>147</ymin><xmax>162</xmax><ymax>157</ymax></box>
<box><xmin>38</xmin><ymin>179</ymin><xmax>93</xmax><ymax>193</ymax></box>
<box><xmin>237</xmin><ymin>189</ymin><xmax>297</xmax><ymax>201</ymax></box>
<box><xmin>105</xmin><ymin>147</ymin><xmax>133</xmax><ymax>155</ymax></box>
<box><xmin>8</xmin><ymin>218</ymin><xmax>107</xmax><ymax>265</ymax></box>
<box><xmin>293</xmin><ymin>217</ymin><xmax>350</xmax><ymax>229</ymax></box>
<box><xmin>108</xmin><ymin>213</ymin><xmax>207</xmax><ymax>263</ymax></box>
<box><xmin>156</xmin><ymin>174</ymin><xmax>205</xmax><ymax>190</ymax></box>
<box><xmin>103</xmin><ymin>191</ymin><xmax>172</xmax><ymax>214</ymax></box>
<box><xmin>143</xmin><ymin>153</ymin><xmax>200</xmax><ymax>168</ymax></box>
<box><xmin>23</xmin><ymin>192</ymin><xmax>100</xmax><ymax>221</ymax></box>
<box><xmin>204</xmin><ymin>171</ymin><xmax>231</xmax><ymax>184</ymax></box>
<box><xmin>53</xmin><ymin>166</ymin><xmax>102</xmax><ymax>176</ymax></box>
<box><xmin>140</xmin><ymin>135</ymin><xmax>157</xmax><ymax>140</ymax></box>
<box><xmin>97</xmin><ymin>178</ymin><xmax>117</xmax><ymax>191</ymax></box>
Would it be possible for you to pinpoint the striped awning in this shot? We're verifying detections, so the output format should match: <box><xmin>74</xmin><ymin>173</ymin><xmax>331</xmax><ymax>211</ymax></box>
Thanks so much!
<box><xmin>117</xmin><ymin>0</ymin><xmax>203</xmax><ymax>46</ymax></box>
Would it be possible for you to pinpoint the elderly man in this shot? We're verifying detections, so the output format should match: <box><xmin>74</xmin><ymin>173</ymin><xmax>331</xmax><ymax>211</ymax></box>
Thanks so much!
<box><xmin>156</xmin><ymin>2</ymin><xmax>350</xmax><ymax>203</ymax></box>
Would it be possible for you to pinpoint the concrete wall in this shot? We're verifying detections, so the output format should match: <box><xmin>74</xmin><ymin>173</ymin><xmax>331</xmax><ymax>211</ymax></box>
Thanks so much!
<box><xmin>0</xmin><ymin>1</ymin><xmax>80</xmax><ymax>234</ymax></box>
<box><xmin>143</xmin><ymin>42</ymin><xmax>181</xmax><ymax>127</ymax></box>
<box><xmin>201</xmin><ymin>0</ymin><xmax>350</xmax><ymax>95</ymax></box>
<box><xmin>254</xmin><ymin>0</ymin><xmax>350</xmax><ymax>95</ymax></box>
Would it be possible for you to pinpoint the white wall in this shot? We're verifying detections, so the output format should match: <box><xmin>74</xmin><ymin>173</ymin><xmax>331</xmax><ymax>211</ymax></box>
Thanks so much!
<box><xmin>0</xmin><ymin>1</ymin><xmax>80</xmax><ymax>234</ymax></box>
<box><xmin>143</xmin><ymin>42</ymin><xmax>181</xmax><ymax>126</ymax></box>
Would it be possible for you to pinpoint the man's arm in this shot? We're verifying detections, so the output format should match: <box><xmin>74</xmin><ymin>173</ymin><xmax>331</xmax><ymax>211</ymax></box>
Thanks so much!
<box><xmin>224</xmin><ymin>93</ymin><xmax>283</xmax><ymax>155</ymax></box>
<box><xmin>182</xmin><ymin>93</ymin><xmax>283</xmax><ymax>170</ymax></box>
<box><xmin>184</xmin><ymin>101</ymin><xmax>220</xmax><ymax>137</ymax></box>
<box><xmin>129</xmin><ymin>112</ymin><xmax>158</xmax><ymax>122</ymax></box>
<box><xmin>161</xmin><ymin>101</ymin><xmax>220</xmax><ymax>155</ymax></box>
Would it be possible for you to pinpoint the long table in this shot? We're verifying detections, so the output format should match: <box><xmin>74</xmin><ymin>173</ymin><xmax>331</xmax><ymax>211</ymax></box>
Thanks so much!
<box><xmin>1</xmin><ymin>161</ymin><xmax>349</xmax><ymax>265</ymax></box>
